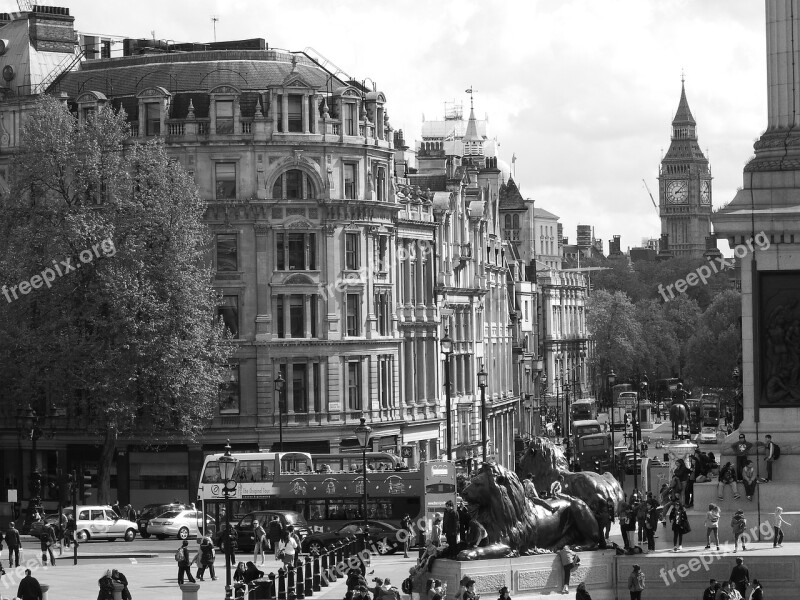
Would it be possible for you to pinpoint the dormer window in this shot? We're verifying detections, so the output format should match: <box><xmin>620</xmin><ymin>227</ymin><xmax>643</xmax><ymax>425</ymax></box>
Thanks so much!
<box><xmin>216</xmin><ymin>100</ymin><xmax>234</xmax><ymax>134</ymax></box>
<box><xmin>288</xmin><ymin>95</ymin><xmax>303</xmax><ymax>132</ymax></box>
<box><xmin>343</xmin><ymin>103</ymin><xmax>356</xmax><ymax>136</ymax></box>
<box><xmin>144</xmin><ymin>102</ymin><xmax>160</xmax><ymax>136</ymax></box>
<box><xmin>76</xmin><ymin>91</ymin><xmax>107</xmax><ymax>127</ymax></box>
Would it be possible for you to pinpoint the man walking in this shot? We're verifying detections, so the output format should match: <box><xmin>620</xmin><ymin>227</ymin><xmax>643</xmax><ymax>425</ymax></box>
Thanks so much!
<box><xmin>5</xmin><ymin>521</ymin><xmax>20</xmax><ymax>567</ymax></box>
<box><xmin>442</xmin><ymin>501</ymin><xmax>459</xmax><ymax>552</ymax></box>
<box><xmin>39</xmin><ymin>521</ymin><xmax>57</xmax><ymax>566</ymax></box>
<box><xmin>268</xmin><ymin>517</ymin><xmax>283</xmax><ymax>560</ymax></box>
<box><xmin>176</xmin><ymin>539</ymin><xmax>196</xmax><ymax>585</ymax></box>
<box><xmin>16</xmin><ymin>568</ymin><xmax>43</xmax><ymax>600</ymax></box>
<box><xmin>729</xmin><ymin>557</ymin><xmax>749</xmax><ymax>599</ymax></box>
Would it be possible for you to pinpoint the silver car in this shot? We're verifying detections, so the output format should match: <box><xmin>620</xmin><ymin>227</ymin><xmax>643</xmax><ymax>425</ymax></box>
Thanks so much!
<box><xmin>70</xmin><ymin>506</ymin><xmax>138</xmax><ymax>542</ymax></box>
<box><xmin>147</xmin><ymin>510</ymin><xmax>215</xmax><ymax>540</ymax></box>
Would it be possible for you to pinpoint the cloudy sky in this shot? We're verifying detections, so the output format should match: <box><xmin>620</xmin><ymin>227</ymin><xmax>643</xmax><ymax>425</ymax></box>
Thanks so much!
<box><xmin>61</xmin><ymin>0</ymin><xmax>767</xmax><ymax>254</ymax></box>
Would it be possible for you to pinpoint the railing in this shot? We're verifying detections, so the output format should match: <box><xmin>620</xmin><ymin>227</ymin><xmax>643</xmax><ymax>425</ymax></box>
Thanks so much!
<box><xmin>241</xmin><ymin>120</ymin><xmax>253</xmax><ymax>134</ymax></box>
<box><xmin>168</xmin><ymin>122</ymin><xmax>185</xmax><ymax>136</ymax></box>
<box><xmin>198</xmin><ymin>121</ymin><xmax>210</xmax><ymax>135</ymax></box>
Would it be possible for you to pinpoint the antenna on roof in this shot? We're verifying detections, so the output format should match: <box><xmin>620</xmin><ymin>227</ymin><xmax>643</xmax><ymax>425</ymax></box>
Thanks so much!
<box><xmin>211</xmin><ymin>16</ymin><xmax>219</xmax><ymax>43</ymax></box>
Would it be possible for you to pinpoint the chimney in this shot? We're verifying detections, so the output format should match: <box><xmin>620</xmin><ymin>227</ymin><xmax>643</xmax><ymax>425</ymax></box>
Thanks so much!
<box><xmin>28</xmin><ymin>6</ymin><xmax>75</xmax><ymax>54</ymax></box>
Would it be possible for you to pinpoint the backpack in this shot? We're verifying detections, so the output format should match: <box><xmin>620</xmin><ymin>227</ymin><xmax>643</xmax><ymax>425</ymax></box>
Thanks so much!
<box><xmin>175</xmin><ymin>547</ymin><xmax>184</xmax><ymax>562</ymax></box>
<box><xmin>773</xmin><ymin>443</ymin><xmax>781</xmax><ymax>460</ymax></box>
<box><xmin>401</xmin><ymin>578</ymin><xmax>413</xmax><ymax>595</ymax></box>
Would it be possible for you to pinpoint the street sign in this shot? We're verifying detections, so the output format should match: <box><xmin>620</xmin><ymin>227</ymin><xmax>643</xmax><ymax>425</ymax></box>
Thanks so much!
<box><xmin>401</xmin><ymin>445</ymin><xmax>413</xmax><ymax>458</ymax></box>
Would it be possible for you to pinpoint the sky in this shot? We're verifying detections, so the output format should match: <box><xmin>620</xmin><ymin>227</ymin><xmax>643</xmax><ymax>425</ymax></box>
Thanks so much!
<box><xmin>50</xmin><ymin>0</ymin><xmax>768</xmax><ymax>254</ymax></box>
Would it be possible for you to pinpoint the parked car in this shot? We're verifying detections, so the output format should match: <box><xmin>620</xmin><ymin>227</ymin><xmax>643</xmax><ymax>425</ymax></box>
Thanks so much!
<box><xmin>301</xmin><ymin>520</ymin><xmax>402</xmax><ymax>555</ymax></box>
<box><xmin>147</xmin><ymin>509</ymin><xmax>216</xmax><ymax>540</ymax></box>
<box><xmin>67</xmin><ymin>505</ymin><xmax>138</xmax><ymax>542</ymax></box>
<box><xmin>232</xmin><ymin>510</ymin><xmax>310</xmax><ymax>552</ymax></box>
<box><xmin>137</xmin><ymin>503</ymin><xmax>188</xmax><ymax>539</ymax></box>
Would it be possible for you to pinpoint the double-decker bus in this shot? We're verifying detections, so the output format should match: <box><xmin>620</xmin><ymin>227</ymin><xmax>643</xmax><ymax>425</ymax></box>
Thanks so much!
<box><xmin>571</xmin><ymin>398</ymin><xmax>598</xmax><ymax>422</ymax></box>
<box><xmin>196</xmin><ymin>451</ymin><xmax>456</xmax><ymax>534</ymax></box>
<box><xmin>611</xmin><ymin>384</ymin><xmax>636</xmax><ymax>430</ymax></box>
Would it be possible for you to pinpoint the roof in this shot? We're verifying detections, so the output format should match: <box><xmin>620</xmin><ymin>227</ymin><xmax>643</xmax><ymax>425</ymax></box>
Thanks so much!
<box><xmin>533</xmin><ymin>207</ymin><xmax>559</xmax><ymax>220</ymax></box>
<box><xmin>407</xmin><ymin>174</ymin><xmax>447</xmax><ymax>192</ymax></box>
<box><xmin>462</xmin><ymin>107</ymin><xmax>482</xmax><ymax>142</ymax></box>
<box><xmin>498</xmin><ymin>177</ymin><xmax>527</xmax><ymax>211</ymax></box>
<box><xmin>672</xmin><ymin>81</ymin><xmax>695</xmax><ymax>126</ymax></box>
<box><xmin>54</xmin><ymin>50</ymin><xmax>345</xmax><ymax>98</ymax></box>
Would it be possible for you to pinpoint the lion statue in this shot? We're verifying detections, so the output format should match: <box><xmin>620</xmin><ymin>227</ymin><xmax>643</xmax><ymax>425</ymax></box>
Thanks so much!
<box><xmin>458</xmin><ymin>462</ymin><xmax>602</xmax><ymax>559</ymax></box>
<box><xmin>517</xmin><ymin>437</ymin><xmax>624</xmax><ymax>516</ymax></box>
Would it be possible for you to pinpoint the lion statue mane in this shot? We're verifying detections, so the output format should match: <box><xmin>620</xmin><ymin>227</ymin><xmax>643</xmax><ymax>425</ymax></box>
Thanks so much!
<box><xmin>457</xmin><ymin>462</ymin><xmax>602</xmax><ymax>559</ymax></box>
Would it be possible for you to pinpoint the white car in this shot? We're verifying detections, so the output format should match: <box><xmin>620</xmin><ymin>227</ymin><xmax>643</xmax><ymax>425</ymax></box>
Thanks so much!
<box><xmin>699</xmin><ymin>426</ymin><xmax>718</xmax><ymax>444</ymax></box>
<box><xmin>147</xmin><ymin>510</ymin><xmax>215</xmax><ymax>540</ymax></box>
<box><xmin>68</xmin><ymin>506</ymin><xmax>138</xmax><ymax>542</ymax></box>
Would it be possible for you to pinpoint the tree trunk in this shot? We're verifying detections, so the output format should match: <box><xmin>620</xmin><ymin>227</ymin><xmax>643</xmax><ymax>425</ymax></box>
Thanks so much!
<box><xmin>96</xmin><ymin>426</ymin><xmax>117</xmax><ymax>505</ymax></box>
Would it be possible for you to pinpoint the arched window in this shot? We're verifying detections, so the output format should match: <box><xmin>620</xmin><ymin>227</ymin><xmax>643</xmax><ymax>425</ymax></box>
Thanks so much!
<box><xmin>504</xmin><ymin>215</ymin><xmax>512</xmax><ymax>229</ymax></box>
<box><xmin>512</xmin><ymin>214</ymin><xmax>520</xmax><ymax>229</ymax></box>
<box><xmin>273</xmin><ymin>169</ymin><xmax>314</xmax><ymax>199</ymax></box>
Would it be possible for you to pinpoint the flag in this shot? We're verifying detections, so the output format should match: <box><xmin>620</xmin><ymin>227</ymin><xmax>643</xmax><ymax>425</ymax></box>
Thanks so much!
<box><xmin>465</xmin><ymin>88</ymin><xmax>472</xmax><ymax>94</ymax></box>
<box><xmin>512</xmin><ymin>153</ymin><xmax>517</xmax><ymax>164</ymax></box>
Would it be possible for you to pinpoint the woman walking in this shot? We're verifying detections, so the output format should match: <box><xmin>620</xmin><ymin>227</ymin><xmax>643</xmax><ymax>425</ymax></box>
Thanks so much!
<box><xmin>670</xmin><ymin>503</ymin><xmax>689</xmax><ymax>551</ymax></box>
<box><xmin>196</xmin><ymin>535</ymin><xmax>217</xmax><ymax>581</ymax></box>
<box><xmin>253</xmin><ymin>520</ymin><xmax>267</xmax><ymax>565</ymax></box>
<box><xmin>705</xmin><ymin>503</ymin><xmax>721</xmax><ymax>551</ymax></box>
<box><xmin>773</xmin><ymin>507</ymin><xmax>791</xmax><ymax>547</ymax></box>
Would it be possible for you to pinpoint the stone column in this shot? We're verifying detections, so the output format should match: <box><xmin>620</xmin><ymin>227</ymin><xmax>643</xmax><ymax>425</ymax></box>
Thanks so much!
<box><xmin>179</xmin><ymin>582</ymin><xmax>201</xmax><ymax>600</ymax></box>
<box><xmin>282</xmin><ymin>93</ymin><xmax>289</xmax><ymax>133</ymax></box>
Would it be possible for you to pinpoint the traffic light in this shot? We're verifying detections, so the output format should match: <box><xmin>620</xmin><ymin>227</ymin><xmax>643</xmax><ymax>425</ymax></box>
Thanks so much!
<box><xmin>81</xmin><ymin>470</ymin><xmax>93</xmax><ymax>501</ymax></box>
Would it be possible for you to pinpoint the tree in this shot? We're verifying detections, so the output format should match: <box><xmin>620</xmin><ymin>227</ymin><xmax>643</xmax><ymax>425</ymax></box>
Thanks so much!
<box><xmin>661</xmin><ymin>295</ymin><xmax>702</xmax><ymax>379</ymax></box>
<box><xmin>684</xmin><ymin>289</ymin><xmax>742</xmax><ymax>389</ymax></box>
<box><xmin>0</xmin><ymin>96</ymin><xmax>233</xmax><ymax>502</ymax></box>
<box><xmin>632</xmin><ymin>299</ymin><xmax>680</xmax><ymax>379</ymax></box>
<box><xmin>586</xmin><ymin>290</ymin><xmax>642</xmax><ymax>390</ymax></box>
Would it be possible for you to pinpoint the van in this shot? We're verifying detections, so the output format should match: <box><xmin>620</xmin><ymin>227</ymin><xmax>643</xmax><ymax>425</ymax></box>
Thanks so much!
<box><xmin>231</xmin><ymin>510</ymin><xmax>310</xmax><ymax>552</ymax></box>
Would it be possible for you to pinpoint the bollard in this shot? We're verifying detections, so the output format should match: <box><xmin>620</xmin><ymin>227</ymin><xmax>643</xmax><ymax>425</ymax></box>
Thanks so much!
<box><xmin>41</xmin><ymin>584</ymin><xmax>49</xmax><ymax>600</ymax></box>
<box><xmin>320</xmin><ymin>549</ymin><xmax>330</xmax><ymax>586</ymax></box>
<box><xmin>112</xmin><ymin>581</ymin><xmax>125</xmax><ymax>600</ymax></box>
<box><xmin>295</xmin><ymin>560</ymin><xmax>304</xmax><ymax>600</ymax></box>
<box><xmin>304</xmin><ymin>555</ymin><xmax>314</xmax><ymax>596</ymax></box>
<box><xmin>278</xmin><ymin>567</ymin><xmax>287</xmax><ymax>600</ymax></box>
<box><xmin>312</xmin><ymin>552</ymin><xmax>321</xmax><ymax>592</ymax></box>
<box><xmin>268</xmin><ymin>572</ymin><xmax>277</xmax><ymax>600</ymax></box>
<box><xmin>288</xmin><ymin>563</ymin><xmax>296</xmax><ymax>600</ymax></box>
<box><xmin>335</xmin><ymin>541</ymin><xmax>344</xmax><ymax>566</ymax></box>
<box><xmin>179</xmin><ymin>582</ymin><xmax>201</xmax><ymax>600</ymax></box>
<box><xmin>326</xmin><ymin>546</ymin><xmax>337</xmax><ymax>582</ymax></box>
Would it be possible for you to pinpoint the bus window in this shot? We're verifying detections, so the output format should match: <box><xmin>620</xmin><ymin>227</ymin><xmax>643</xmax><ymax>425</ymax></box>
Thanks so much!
<box><xmin>580</xmin><ymin>437</ymin><xmax>607</xmax><ymax>447</ymax></box>
<box><xmin>425</xmin><ymin>482</ymin><xmax>456</xmax><ymax>494</ymax></box>
<box><xmin>202</xmin><ymin>461</ymin><xmax>221</xmax><ymax>483</ymax></box>
<box><xmin>307</xmin><ymin>500</ymin><xmax>326</xmax><ymax>521</ymax></box>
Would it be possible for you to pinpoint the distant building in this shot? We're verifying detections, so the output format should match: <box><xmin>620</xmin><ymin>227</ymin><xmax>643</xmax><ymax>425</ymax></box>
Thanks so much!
<box><xmin>630</xmin><ymin>247</ymin><xmax>657</xmax><ymax>262</ymax></box>
<box><xmin>608</xmin><ymin>235</ymin><xmax>623</xmax><ymax>258</ymax></box>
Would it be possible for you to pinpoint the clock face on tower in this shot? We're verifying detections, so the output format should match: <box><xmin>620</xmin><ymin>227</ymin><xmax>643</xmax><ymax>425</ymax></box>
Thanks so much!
<box><xmin>700</xmin><ymin>180</ymin><xmax>711</xmax><ymax>204</ymax></box>
<box><xmin>667</xmin><ymin>180</ymin><xmax>688</xmax><ymax>204</ymax></box>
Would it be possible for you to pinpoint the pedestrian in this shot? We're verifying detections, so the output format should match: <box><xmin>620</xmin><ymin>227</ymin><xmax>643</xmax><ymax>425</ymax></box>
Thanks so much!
<box><xmin>196</xmin><ymin>534</ymin><xmax>217</xmax><ymax>581</ymax></box>
<box><xmin>674</xmin><ymin>459</ymin><xmax>690</xmax><ymax>503</ymax></box>
<box><xmin>277</xmin><ymin>527</ymin><xmax>298</xmax><ymax>568</ymax></box>
<box><xmin>111</xmin><ymin>501</ymin><xmax>122</xmax><ymax>517</ymax></box>
<box><xmin>627</xmin><ymin>564</ymin><xmax>645</xmax><ymax>600</ymax></box>
<box><xmin>644</xmin><ymin>499</ymin><xmax>658</xmax><ymax>553</ymax></box>
<box><xmin>17</xmin><ymin>568</ymin><xmax>43</xmax><ymax>600</ymax></box>
<box><xmin>112</xmin><ymin>569</ymin><xmax>132</xmax><ymax>600</ymax></box>
<box><xmin>729</xmin><ymin>557</ymin><xmax>749</xmax><ymax>599</ymax></box>
<box><xmin>670</xmin><ymin>502</ymin><xmax>688</xmax><ymax>552</ymax></box>
<box><xmin>773</xmin><ymin>506</ymin><xmax>791</xmax><ymax>547</ymax></box>
<box><xmin>97</xmin><ymin>569</ymin><xmax>115</xmax><ymax>600</ymax></box>
<box><xmin>764</xmin><ymin>434</ymin><xmax>777</xmax><ymax>482</ymax></box>
<box><xmin>5</xmin><ymin>521</ymin><xmax>20</xmax><ymax>567</ymax></box>
<box><xmin>741</xmin><ymin>460</ymin><xmax>757</xmax><ymax>501</ymax></box>
<box><xmin>550</xmin><ymin>474</ymin><xmax>566</xmax><ymax>499</ymax></box>
<box><xmin>702</xmin><ymin>579</ymin><xmax>717</xmax><ymax>600</ymax></box>
<box><xmin>417</xmin><ymin>519</ymin><xmax>427</xmax><ymax>559</ymax></box>
<box><xmin>443</xmin><ymin>500</ymin><xmax>459</xmax><ymax>551</ymax></box>
<box><xmin>371</xmin><ymin>577</ymin><xmax>384</xmax><ymax>599</ymax></box>
<box><xmin>750</xmin><ymin>579</ymin><xmax>763</xmax><ymax>600</ymax></box>
<box><xmin>705</xmin><ymin>503</ymin><xmax>721</xmax><ymax>551</ymax></box>
<box><xmin>268</xmin><ymin>516</ymin><xmax>283</xmax><ymax>559</ymax></box>
<box><xmin>618</xmin><ymin>498</ymin><xmax>632</xmax><ymax>550</ymax></box>
<box><xmin>497</xmin><ymin>585</ymin><xmax>511</xmax><ymax>600</ymax></box>
<box><xmin>176</xmin><ymin>539</ymin><xmax>196</xmax><ymax>585</ymax></box>
<box><xmin>575</xmin><ymin>582</ymin><xmax>592</xmax><ymax>600</ymax></box>
<box><xmin>401</xmin><ymin>514</ymin><xmax>413</xmax><ymax>558</ymax></box>
<box><xmin>431</xmin><ymin>514</ymin><xmax>443</xmax><ymax>547</ymax></box>
<box><xmin>217</xmin><ymin>525</ymin><xmax>237</xmax><ymax>565</ymax></box>
<box><xmin>558</xmin><ymin>544</ymin><xmax>579</xmax><ymax>594</ymax></box>
<box><xmin>719</xmin><ymin>581</ymin><xmax>733</xmax><ymax>600</ymax></box>
<box><xmin>253</xmin><ymin>519</ymin><xmax>267</xmax><ymax>565</ymax></box>
<box><xmin>731</xmin><ymin>434</ymin><xmax>753</xmax><ymax>481</ymax></box>
<box><xmin>65</xmin><ymin>514</ymin><xmax>77</xmax><ymax>548</ymax></box>
<box><xmin>686</xmin><ymin>456</ymin><xmax>698</xmax><ymax>507</ymax></box>
<box><xmin>523</xmin><ymin>473</ymin><xmax>557</xmax><ymax>513</ymax></box>
<box><xmin>731</xmin><ymin>510</ymin><xmax>747</xmax><ymax>552</ymax></box>
<box><xmin>40</xmin><ymin>521</ymin><xmax>56</xmax><ymax>566</ymax></box>
<box><xmin>717</xmin><ymin>462</ymin><xmax>741</xmax><ymax>500</ymax></box>
<box><xmin>593</xmin><ymin>501</ymin><xmax>610</xmax><ymax>545</ymax></box>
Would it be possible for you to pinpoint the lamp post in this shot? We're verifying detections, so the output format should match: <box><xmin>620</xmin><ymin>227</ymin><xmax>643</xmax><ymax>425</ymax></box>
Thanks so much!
<box><xmin>355</xmin><ymin>417</ymin><xmax>372</xmax><ymax>533</ymax></box>
<box><xmin>632</xmin><ymin>375</ymin><xmax>647</xmax><ymax>491</ymax></box>
<box><xmin>477</xmin><ymin>362</ymin><xmax>488</xmax><ymax>462</ymax></box>
<box><xmin>540</xmin><ymin>374</ymin><xmax>548</xmax><ymax>436</ymax></box>
<box><xmin>218</xmin><ymin>440</ymin><xmax>239</xmax><ymax>600</ymax></box>
<box><xmin>441</xmin><ymin>330</ymin><xmax>453</xmax><ymax>460</ymax></box>
<box><xmin>16</xmin><ymin>405</ymin><xmax>45</xmax><ymax>534</ymax></box>
<box><xmin>274</xmin><ymin>372</ymin><xmax>285</xmax><ymax>452</ymax></box>
<box><xmin>607</xmin><ymin>369</ymin><xmax>617</xmax><ymax>441</ymax></box>
<box><xmin>564</xmin><ymin>383</ymin><xmax>572</xmax><ymax>465</ymax></box>
<box><xmin>554</xmin><ymin>376</ymin><xmax>561</xmax><ymax>439</ymax></box>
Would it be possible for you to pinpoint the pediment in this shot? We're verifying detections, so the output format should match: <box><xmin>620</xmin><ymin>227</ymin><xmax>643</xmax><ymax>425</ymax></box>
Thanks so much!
<box><xmin>285</xmin><ymin>218</ymin><xmax>313</xmax><ymax>229</ymax></box>
<box><xmin>209</xmin><ymin>85</ymin><xmax>242</xmax><ymax>96</ymax></box>
<box><xmin>284</xmin><ymin>273</ymin><xmax>315</xmax><ymax>285</ymax></box>
<box><xmin>77</xmin><ymin>91</ymin><xmax>107</xmax><ymax>104</ymax></box>
<box><xmin>136</xmin><ymin>86</ymin><xmax>170</xmax><ymax>99</ymax></box>
<box><xmin>282</xmin><ymin>75</ymin><xmax>314</xmax><ymax>89</ymax></box>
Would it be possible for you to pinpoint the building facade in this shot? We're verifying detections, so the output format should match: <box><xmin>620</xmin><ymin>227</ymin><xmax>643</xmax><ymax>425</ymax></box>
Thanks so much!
<box><xmin>658</xmin><ymin>80</ymin><xmax>713</xmax><ymax>259</ymax></box>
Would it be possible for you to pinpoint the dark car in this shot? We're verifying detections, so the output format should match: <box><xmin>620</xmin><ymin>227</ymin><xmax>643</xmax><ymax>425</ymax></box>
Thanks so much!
<box><xmin>29</xmin><ymin>513</ymin><xmax>62</xmax><ymax>539</ymax></box>
<box><xmin>137</xmin><ymin>503</ymin><xmax>188</xmax><ymax>539</ymax></box>
<box><xmin>302</xmin><ymin>520</ymin><xmax>403</xmax><ymax>555</ymax></box>
<box><xmin>232</xmin><ymin>510</ymin><xmax>309</xmax><ymax>552</ymax></box>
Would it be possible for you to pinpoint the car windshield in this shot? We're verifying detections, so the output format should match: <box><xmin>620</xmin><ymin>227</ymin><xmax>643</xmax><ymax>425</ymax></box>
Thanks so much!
<box><xmin>158</xmin><ymin>511</ymin><xmax>180</xmax><ymax>518</ymax></box>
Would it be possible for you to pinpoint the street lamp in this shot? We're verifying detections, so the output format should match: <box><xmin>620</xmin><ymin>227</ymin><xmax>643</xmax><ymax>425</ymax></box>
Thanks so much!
<box><xmin>274</xmin><ymin>372</ymin><xmax>285</xmax><ymax>452</ymax></box>
<box><xmin>477</xmin><ymin>362</ymin><xmax>488</xmax><ymax>462</ymax></box>
<box><xmin>632</xmin><ymin>375</ymin><xmax>648</xmax><ymax>491</ymax></box>
<box><xmin>554</xmin><ymin>376</ymin><xmax>561</xmax><ymax>439</ymax></box>
<box><xmin>218</xmin><ymin>440</ymin><xmax>239</xmax><ymax>600</ymax></box>
<box><xmin>441</xmin><ymin>330</ymin><xmax>453</xmax><ymax>460</ymax></box>
<box><xmin>607</xmin><ymin>369</ymin><xmax>617</xmax><ymax>444</ymax></box>
<box><xmin>16</xmin><ymin>405</ymin><xmax>45</xmax><ymax>534</ymax></box>
<box><xmin>355</xmin><ymin>417</ymin><xmax>373</xmax><ymax>533</ymax></box>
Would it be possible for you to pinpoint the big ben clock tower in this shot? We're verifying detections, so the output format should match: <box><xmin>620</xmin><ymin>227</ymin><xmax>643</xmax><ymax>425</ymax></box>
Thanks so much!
<box><xmin>658</xmin><ymin>78</ymin><xmax>712</xmax><ymax>259</ymax></box>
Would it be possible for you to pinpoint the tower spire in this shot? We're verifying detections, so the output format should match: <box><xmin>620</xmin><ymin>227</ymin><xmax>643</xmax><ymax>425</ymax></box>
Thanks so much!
<box><xmin>462</xmin><ymin>86</ymin><xmax>481</xmax><ymax>143</ymax></box>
